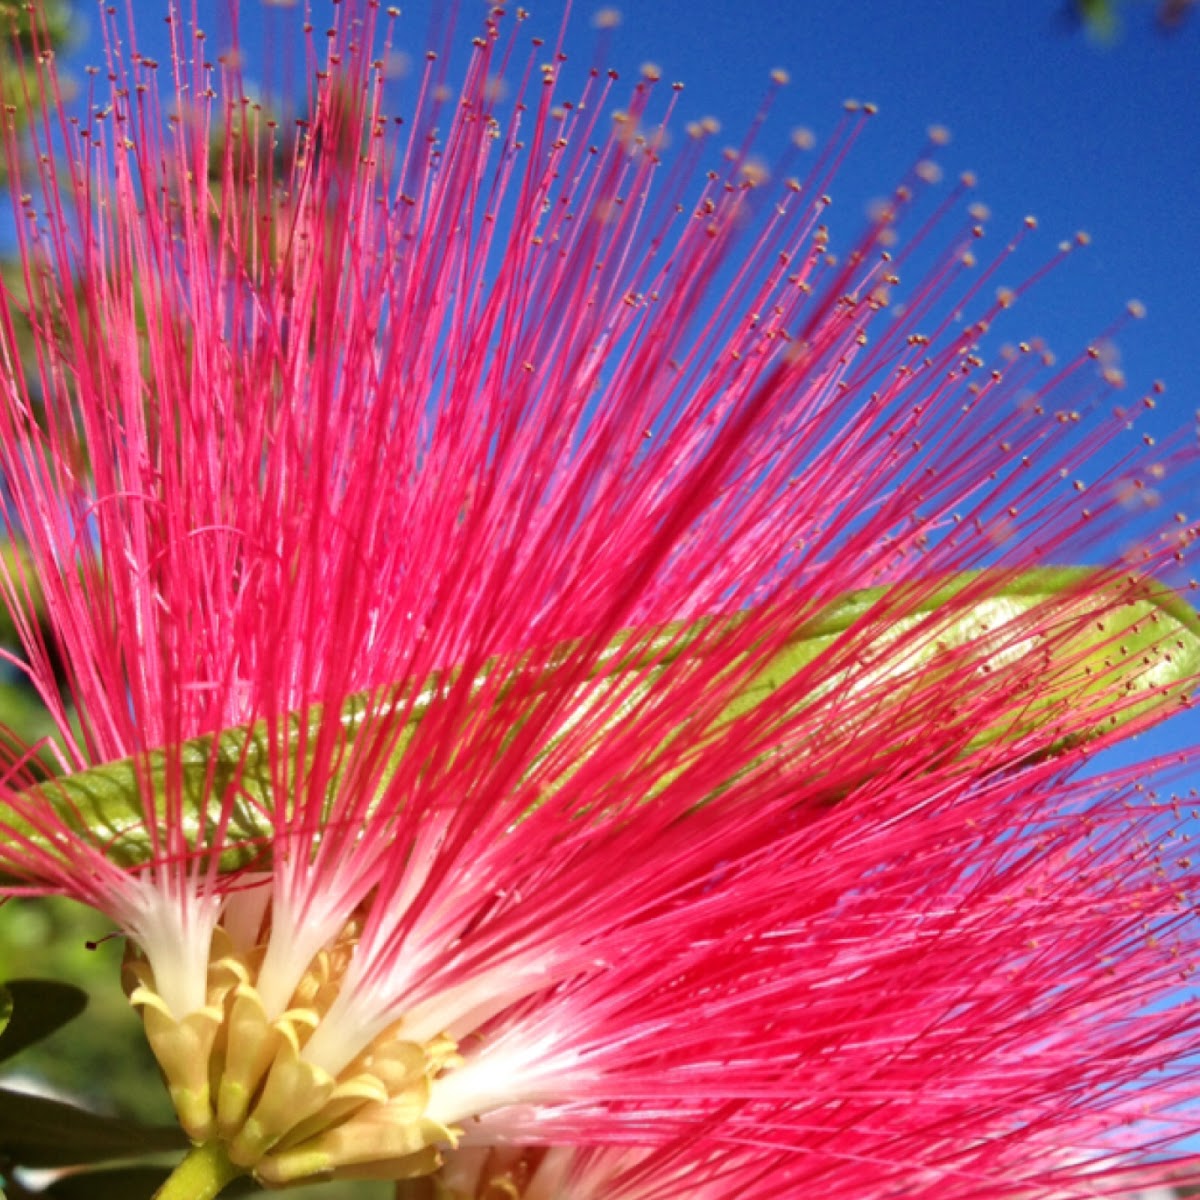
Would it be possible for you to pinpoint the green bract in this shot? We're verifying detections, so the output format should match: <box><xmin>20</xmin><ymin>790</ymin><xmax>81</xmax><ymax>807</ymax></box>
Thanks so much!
<box><xmin>2</xmin><ymin>568</ymin><xmax>1197</xmax><ymax>880</ymax></box>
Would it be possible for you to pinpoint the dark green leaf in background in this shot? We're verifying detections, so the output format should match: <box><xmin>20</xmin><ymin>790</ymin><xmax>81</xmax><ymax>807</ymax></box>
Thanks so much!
<box><xmin>0</xmin><ymin>980</ymin><xmax>87</xmax><ymax>1063</ymax></box>
<box><xmin>0</xmin><ymin>1088</ymin><xmax>187</xmax><ymax>1167</ymax></box>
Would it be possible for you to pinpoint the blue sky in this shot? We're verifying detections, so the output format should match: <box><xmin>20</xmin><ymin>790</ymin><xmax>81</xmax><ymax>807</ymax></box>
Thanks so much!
<box><xmin>587</xmin><ymin>0</ymin><xmax>1198</xmax><ymax>417</ymax></box>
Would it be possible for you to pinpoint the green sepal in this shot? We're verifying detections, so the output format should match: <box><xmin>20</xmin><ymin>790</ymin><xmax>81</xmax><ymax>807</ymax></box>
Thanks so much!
<box><xmin>0</xmin><ymin>979</ymin><xmax>87</xmax><ymax>1063</ymax></box>
<box><xmin>0</xmin><ymin>1087</ymin><xmax>187</xmax><ymax>1167</ymax></box>
<box><xmin>2</xmin><ymin>568</ymin><xmax>1197</xmax><ymax>878</ymax></box>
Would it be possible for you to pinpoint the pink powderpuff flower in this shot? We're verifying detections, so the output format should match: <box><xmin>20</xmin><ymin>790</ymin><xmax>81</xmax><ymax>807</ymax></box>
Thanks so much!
<box><xmin>417</xmin><ymin>1132</ymin><xmax>1200</xmax><ymax>1200</ymax></box>
<box><xmin>423</xmin><ymin>1140</ymin><xmax>815</xmax><ymax>1200</ymax></box>
<box><xmin>1</xmin><ymin>2</ymin><xmax>1200</xmax><ymax>1196</ymax></box>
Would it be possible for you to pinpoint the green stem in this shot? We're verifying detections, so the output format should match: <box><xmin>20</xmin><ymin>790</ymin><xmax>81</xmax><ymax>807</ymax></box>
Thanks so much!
<box><xmin>152</xmin><ymin>1143</ymin><xmax>245</xmax><ymax>1200</ymax></box>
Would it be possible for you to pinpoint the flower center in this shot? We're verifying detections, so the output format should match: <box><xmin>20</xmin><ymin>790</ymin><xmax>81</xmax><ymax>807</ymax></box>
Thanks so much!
<box><xmin>125</xmin><ymin>923</ymin><xmax>461</xmax><ymax>1185</ymax></box>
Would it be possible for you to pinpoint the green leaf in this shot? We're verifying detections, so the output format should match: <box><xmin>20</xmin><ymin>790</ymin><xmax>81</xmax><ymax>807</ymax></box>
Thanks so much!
<box><xmin>1</xmin><ymin>568</ymin><xmax>1197</xmax><ymax>877</ymax></box>
<box><xmin>0</xmin><ymin>1087</ymin><xmax>187</xmax><ymax>1168</ymax></box>
<box><xmin>0</xmin><ymin>680</ymin><xmax>417</xmax><ymax>876</ymax></box>
<box><xmin>6</xmin><ymin>722</ymin><xmax>286</xmax><ymax>872</ymax></box>
<box><xmin>0</xmin><ymin>979</ymin><xmax>87</xmax><ymax>1063</ymax></box>
<box><xmin>728</xmin><ymin>567</ymin><xmax>1200</xmax><ymax>756</ymax></box>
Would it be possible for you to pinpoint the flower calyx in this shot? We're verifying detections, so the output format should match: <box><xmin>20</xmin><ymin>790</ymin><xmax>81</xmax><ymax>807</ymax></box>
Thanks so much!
<box><xmin>125</xmin><ymin>925</ymin><xmax>461</xmax><ymax>1186</ymax></box>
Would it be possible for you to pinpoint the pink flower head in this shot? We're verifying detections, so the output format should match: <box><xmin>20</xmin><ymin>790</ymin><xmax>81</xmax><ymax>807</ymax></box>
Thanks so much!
<box><xmin>1</xmin><ymin>2</ymin><xmax>1199</xmax><ymax>1195</ymax></box>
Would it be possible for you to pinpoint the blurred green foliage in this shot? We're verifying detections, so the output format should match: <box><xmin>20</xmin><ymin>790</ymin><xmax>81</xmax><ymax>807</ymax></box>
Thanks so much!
<box><xmin>0</xmin><ymin>899</ymin><xmax>169</xmax><ymax>1125</ymax></box>
<box><xmin>1070</xmin><ymin>0</ymin><xmax>1197</xmax><ymax>36</ymax></box>
<box><xmin>0</xmin><ymin>0</ymin><xmax>78</xmax><ymax>187</ymax></box>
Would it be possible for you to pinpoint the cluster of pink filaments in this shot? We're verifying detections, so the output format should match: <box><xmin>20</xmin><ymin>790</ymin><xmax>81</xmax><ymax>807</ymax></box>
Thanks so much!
<box><xmin>1</xmin><ymin>2</ymin><xmax>1199</xmax><ymax>1196</ymax></box>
